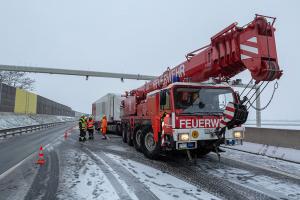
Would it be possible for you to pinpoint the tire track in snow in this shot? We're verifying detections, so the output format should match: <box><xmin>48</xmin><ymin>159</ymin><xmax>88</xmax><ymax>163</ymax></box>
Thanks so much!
<box><xmin>24</xmin><ymin>150</ymin><xmax>59</xmax><ymax>200</ymax></box>
<box><xmin>56</xmin><ymin>148</ymin><xmax>120</xmax><ymax>200</ymax></box>
<box><xmin>82</xmin><ymin>147</ymin><xmax>139</xmax><ymax>200</ymax></box>
<box><xmin>84</xmin><ymin>148</ymin><xmax>159</xmax><ymax>200</ymax></box>
<box><xmin>105</xmin><ymin>153</ymin><xmax>221</xmax><ymax>200</ymax></box>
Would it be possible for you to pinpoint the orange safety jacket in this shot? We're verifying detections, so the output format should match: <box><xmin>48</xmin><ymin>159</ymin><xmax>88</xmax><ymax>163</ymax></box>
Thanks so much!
<box><xmin>87</xmin><ymin>119</ymin><xmax>95</xmax><ymax>129</ymax></box>
<box><xmin>101</xmin><ymin>118</ymin><xmax>107</xmax><ymax>130</ymax></box>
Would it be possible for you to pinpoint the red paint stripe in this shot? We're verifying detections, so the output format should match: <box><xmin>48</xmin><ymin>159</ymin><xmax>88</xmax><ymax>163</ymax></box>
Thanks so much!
<box><xmin>220</xmin><ymin>120</ymin><xmax>227</xmax><ymax>125</ymax></box>
<box><xmin>226</xmin><ymin>106</ymin><xmax>235</xmax><ymax>112</ymax></box>
<box><xmin>242</xmin><ymin>41</ymin><xmax>257</xmax><ymax>48</ymax></box>
<box><xmin>224</xmin><ymin>114</ymin><xmax>233</xmax><ymax>120</ymax></box>
<box><xmin>240</xmin><ymin>50</ymin><xmax>258</xmax><ymax>58</ymax></box>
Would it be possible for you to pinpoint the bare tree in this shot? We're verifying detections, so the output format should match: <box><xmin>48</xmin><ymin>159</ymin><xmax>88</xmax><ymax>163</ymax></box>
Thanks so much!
<box><xmin>0</xmin><ymin>71</ymin><xmax>35</xmax><ymax>91</ymax></box>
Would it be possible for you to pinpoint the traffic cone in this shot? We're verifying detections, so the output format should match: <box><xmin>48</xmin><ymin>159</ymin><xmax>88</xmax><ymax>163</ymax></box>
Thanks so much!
<box><xmin>64</xmin><ymin>131</ymin><xmax>68</xmax><ymax>139</ymax></box>
<box><xmin>36</xmin><ymin>146</ymin><xmax>45</xmax><ymax>165</ymax></box>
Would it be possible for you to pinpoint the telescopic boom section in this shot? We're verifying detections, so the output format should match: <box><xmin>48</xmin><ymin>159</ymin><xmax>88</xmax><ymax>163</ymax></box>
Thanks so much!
<box><xmin>132</xmin><ymin>15</ymin><xmax>282</xmax><ymax>98</ymax></box>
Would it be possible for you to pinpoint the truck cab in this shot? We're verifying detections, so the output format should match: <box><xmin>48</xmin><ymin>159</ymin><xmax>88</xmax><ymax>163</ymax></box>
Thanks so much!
<box><xmin>146</xmin><ymin>82</ymin><xmax>244</xmax><ymax>155</ymax></box>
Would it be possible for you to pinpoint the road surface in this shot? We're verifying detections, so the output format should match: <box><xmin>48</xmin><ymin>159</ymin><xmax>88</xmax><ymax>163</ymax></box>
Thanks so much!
<box><xmin>0</xmin><ymin>124</ymin><xmax>299</xmax><ymax>200</ymax></box>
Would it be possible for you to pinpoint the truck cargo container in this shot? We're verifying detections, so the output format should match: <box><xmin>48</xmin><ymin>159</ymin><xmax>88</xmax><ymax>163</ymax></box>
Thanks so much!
<box><xmin>92</xmin><ymin>93</ymin><xmax>122</xmax><ymax>133</ymax></box>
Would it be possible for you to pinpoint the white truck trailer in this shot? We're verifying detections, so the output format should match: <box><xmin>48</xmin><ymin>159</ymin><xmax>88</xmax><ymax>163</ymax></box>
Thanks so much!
<box><xmin>92</xmin><ymin>93</ymin><xmax>122</xmax><ymax>134</ymax></box>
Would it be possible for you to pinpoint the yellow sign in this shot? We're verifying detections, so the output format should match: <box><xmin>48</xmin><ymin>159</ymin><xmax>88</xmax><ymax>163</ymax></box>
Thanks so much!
<box><xmin>192</xmin><ymin>130</ymin><xmax>199</xmax><ymax>138</ymax></box>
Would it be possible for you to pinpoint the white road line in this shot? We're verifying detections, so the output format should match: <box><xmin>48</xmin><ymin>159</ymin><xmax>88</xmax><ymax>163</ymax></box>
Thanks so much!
<box><xmin>0</xmin><ymin>152</ymin><xmax>34</xmax><ymax>180</ymax></box>
<box><xmin>0</xmin><ymin>131</ymin><xmax>66</xmax><ymax>180</ymax></box>
<box><xmin>85</xmin><ymin>148</ymin><xmax>139</xmax><ymax>200</ymax></box>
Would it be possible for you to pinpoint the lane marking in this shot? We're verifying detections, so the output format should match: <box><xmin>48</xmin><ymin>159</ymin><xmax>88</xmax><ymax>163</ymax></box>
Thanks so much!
<box><xmin>0</xmin><ymin>152</ymin><xmax>34</xmax><ymax>180</ymax></box>
<box><xmin>0</xmin><ymin>125</ymin><xmax>72</xmax><ymax>180</ymax></box>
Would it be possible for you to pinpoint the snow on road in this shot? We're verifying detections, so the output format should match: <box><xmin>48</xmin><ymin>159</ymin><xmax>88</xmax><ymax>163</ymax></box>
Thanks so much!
<box><xmin>56</xmin><ymin>149</ymin><xmax>119</xmax><ymax>200</ymax></box>
<box><xmin>206</xmin><ymin>162</ymin><xmax>300</xmax><ymax>200</ymax></box>
<box><xmin>106</xmin><ymin>153</ymin><xmax>220</xmax><ymax>200</ymax></box>
<box><xmin>223</xmin><ymin>142</ymin><xmax>300</xmax><ymax>163</ymax></box>
<box><xmin>221</xmin><ymin>147</ymin><xmax>300</xmax><ymax>178</ymax></box>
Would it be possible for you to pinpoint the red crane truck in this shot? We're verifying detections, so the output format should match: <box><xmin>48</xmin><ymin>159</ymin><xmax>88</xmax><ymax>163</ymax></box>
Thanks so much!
<box><xmin>120</xmin><ymin>14</ymin><xmax>282</xmax><ymax>159</ymax></box>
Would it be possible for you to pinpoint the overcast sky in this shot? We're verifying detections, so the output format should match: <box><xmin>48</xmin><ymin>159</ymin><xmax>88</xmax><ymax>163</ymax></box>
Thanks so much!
<box><xmin>0</xmin><ymin>0</ymin><xmax>299</xmax><ymax>120</ymax></box>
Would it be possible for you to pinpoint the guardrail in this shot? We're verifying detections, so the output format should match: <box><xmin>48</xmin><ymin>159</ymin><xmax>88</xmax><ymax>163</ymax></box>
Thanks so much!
<box><xmin>0</xmin><ymin>122</ymin><xmax>67</xmax><ymax>138</ymax></box>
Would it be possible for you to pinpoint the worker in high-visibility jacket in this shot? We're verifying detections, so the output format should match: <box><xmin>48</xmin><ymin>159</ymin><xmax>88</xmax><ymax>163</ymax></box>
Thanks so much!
<box><xmin>87</xmin><ymin>115</ymin><xmax>95</xmax><ymax>140</ymax></box>
<box><xmin>79</xmin><ymin>115</ymin><xmax>87</xmax><ymax>142</ymax></box>
<box><xmin>101</xmin><ymin>115</ymin><xmax>108</xmax><ymax>140</ymax></box>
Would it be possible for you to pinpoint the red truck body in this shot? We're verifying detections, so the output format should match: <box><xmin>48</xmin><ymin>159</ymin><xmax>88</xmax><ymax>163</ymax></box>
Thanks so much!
<box><xmin>120</xmin><ymin>15</ymin><xmax>282</xmax><ymax>159</ymax></box>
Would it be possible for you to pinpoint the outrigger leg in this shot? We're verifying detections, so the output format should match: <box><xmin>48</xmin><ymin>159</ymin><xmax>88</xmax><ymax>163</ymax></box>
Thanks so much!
<box><xmin>214</xmin><ymin>145</ymin><xmax>221</xmax><ymax>162</ymax></box>
<box><xmin>186</xmin><ymin>150</ymin><xmax>197</xmax><ymax>164</ymax></box>
<box><xmin>186</xmin><ymin>150</ymin><xmax>193</xmax><ymax>161</ymax></box>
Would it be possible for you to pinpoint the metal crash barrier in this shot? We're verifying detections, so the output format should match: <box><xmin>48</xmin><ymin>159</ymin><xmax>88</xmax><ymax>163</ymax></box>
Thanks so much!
<box><xmin>0</xmin><ymin>122</ymin><xmax>66</xmax><ymax>138</ymax></box>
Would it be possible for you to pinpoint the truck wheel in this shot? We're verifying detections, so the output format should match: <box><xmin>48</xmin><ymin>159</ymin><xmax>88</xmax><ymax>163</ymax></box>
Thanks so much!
<box><xmin>127</xmin><ymin>126</ymin><xmax>133</xmax><ymax>146</ymax></box>
<box><xmin>122</xmin><ymin>125</ymin><xmax>127</xmax><ymax>143</ymax></box>
<box><xmin>116</xmin><ymin>124</ymin><xmax>121</xmax><ymax>135</ymax></box>
<box><xmin>133</xmin><ymin>129</ymin><xmax>142</xmax><ymax>152</ymax></box>
<box><xmin>141</xmin><ymin>127</ymin><xmax>160</xmax><ymax>159</ymax></box>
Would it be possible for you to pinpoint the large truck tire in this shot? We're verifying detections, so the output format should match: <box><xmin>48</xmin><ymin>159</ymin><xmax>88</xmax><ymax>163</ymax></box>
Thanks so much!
<box><xmin>116</xmin><ymin>124</ymin><xmax>121</xmax><ymax>135</ymax></box>
<box><xmin>127</xmin><ymin>125</ymin><xmax>134</xmax><ymax>146</ymax></box>
<box><xmin>122</xmin><ymin>124</ymin><xmax>127</xmax><ymax>143</ymax></box>
<box><xmin>141</xmin><ymin>127</ymin><xmax>161</xmax><ymax>159</ymax></box>
<box><xmin>133</xmin><ymin>128</ymin><xmax>143</xmax><ymax>152</ymax></box>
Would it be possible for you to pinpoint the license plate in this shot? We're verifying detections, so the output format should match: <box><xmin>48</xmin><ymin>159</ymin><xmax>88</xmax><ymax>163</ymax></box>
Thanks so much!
<box><xmin>178</xmin><ymin>142</ymin><xmax>195</xmax><ymax>149</ymax></box>
<box><xmin>178</xmin><ymin>143</ymin><xmax>187</xmax><ymax>149</ymax></box>
<box><xmin>187</xmin><ymin>142</ymin><xmax>195</xmax><ymax>148</ymax></box>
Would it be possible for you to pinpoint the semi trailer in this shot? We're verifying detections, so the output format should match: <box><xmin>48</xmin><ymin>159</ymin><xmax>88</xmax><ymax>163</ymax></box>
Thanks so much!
<box><xmin>92</xmin><ymin>93</ymin><xmax>122</xmax><ymax>133</ymax></box>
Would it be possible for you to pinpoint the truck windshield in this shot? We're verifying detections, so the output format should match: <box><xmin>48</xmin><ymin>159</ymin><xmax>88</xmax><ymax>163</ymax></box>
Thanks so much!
<box><xmin>174</xmin><ymin>87</ymin><xmax>234</xmax><ymax>115</ymax></box>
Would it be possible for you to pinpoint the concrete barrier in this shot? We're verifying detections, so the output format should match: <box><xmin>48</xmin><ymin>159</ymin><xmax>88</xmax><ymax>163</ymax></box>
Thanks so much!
<box><xmin>245</xmin><ymin>127</ymin><xmax>300</xmax><ymax>150</ymax></box>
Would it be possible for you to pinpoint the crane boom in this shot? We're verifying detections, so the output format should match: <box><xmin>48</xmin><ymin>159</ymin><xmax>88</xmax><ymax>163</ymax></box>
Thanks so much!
<box><xmin>132</xmin><ymin>15</ymin><xmax>282</xmax><ymax>97</ymax></box>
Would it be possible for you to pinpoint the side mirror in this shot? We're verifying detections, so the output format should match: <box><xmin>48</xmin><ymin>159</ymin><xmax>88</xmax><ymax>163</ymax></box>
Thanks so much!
<box><xmin>160</xmin><ymin>90</ymin><xmax>166</xmax><ymax>106</ymax></box>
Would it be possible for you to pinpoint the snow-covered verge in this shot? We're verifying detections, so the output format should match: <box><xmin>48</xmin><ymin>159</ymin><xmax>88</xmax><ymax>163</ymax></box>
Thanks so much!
<box><xmin>0</xmin><ymin>112</ymin><xmax>75</xmax><ymax>130</ymax></box>
<box><xmin>223</xmin><ymin>142</ymin><xmax>300</xmax><ymax>163</ymax></box>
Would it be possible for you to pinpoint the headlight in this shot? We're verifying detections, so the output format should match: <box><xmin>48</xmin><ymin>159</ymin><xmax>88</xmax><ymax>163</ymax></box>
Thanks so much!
<box><xmin>234</xmin><ymin>131</ymin><xmax>242</xmax><ymax>138</ymax></box>
<box><xmin>179</xmin><ymin>133</ymin><xmax>189</xmax><ymax>141</ymax></box>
